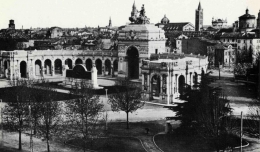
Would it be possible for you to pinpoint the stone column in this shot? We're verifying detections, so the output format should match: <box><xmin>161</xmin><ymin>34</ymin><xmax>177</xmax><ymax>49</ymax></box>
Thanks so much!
<box><xmin>62</xmin><ymin>60</ymin><xmax>66</xmax><ymax>77</ymax></box>
<box><xmin>175</xmin><ymin>74</ymin><xmax>179</xmax><ymax>97</ymax></box>
<box><xmin>51</xmin><ymin>60</ymin><xmax>54</xmax><ymax>76</ymax></box>
<box><xmin>111</xmin><ymin>65</ymin><xmax>114</xmax><ymax>77</ymax></box>
<box><xmin>190</xmin><ymin>72</ymin><xmax>193</xmax><ymax>87</ymax></box>
<box><xmin>160</xmin><ymin>75</ymin><xmax>163</xmax><ymax>95</ymax></box>
<box><xmin>10</xmin><ymin>60</ymin><xmax>14</xmax><ymax>80</ymax></box>
<box><xmin>166</xmin><ymin>75</ymin><xmax>170</xmax><ymax>105</ymax></box>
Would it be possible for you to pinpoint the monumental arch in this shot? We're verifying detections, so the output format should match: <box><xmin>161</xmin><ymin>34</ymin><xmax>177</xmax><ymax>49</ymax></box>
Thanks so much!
<box><xmin>117</xmin><ymin>4</ymin><xmax>167</xmax><ymax>79</ymax></box>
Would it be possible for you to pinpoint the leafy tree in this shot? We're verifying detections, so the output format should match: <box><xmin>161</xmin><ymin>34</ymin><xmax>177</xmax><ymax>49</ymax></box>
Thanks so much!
<box><xmin>169</xmin><ymin>76</ymin><xmax>233</xmax><ymax>151</ymax></box>
<box><xmin>108</xmin><ymin>78</ymin><xmax>144</xmax><ymax>129</ymax></box>
<box><xmin>66</xmin><ymin>80</ymin><xmax>103</xmax><ymax>152</ymax></box>
<box><xmin>3</xmin><ymin>79</ymin><xmax>34</xmax><ymax>150</ymax></box>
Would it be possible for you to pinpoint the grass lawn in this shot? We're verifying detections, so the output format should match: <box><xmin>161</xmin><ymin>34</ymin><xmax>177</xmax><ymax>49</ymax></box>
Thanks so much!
<box><xmin>154</xmin><ymin>129</ymin><xmax>248</xmax><ymax>152</ymax></box>
<box><xmin>154</xmin><ymin>133</ymin><xmax>212</xmax><ymax>152</ymax></box>
<box><xmin>67</xmin><ymin>137</ymin><xmax>146</xmax><ymax>152</ymax></box>
<box><xmin>105</xmin><ymin>121</ymin><xmax>165</xmax><ymax>137</ymax></box>
<box><xmin>0</xmin><ymin>86</ymin><xmax>79</xmax><ymax>102</ymax></box>
<box><xmin>34</xmin><ymin>81</ymin><xmax>135</xmax><ymax>95</ymax></box>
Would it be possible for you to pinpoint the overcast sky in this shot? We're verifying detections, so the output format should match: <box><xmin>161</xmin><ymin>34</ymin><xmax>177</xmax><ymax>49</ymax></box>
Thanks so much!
<box><xmin>0</xmin><ymin>0</ymin><xmax>259</xmax><ymax>29</ymax></box>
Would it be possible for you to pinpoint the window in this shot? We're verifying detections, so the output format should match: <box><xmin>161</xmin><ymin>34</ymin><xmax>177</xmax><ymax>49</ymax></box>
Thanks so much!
<box><xmin>250</xmin><ymin>40</ymin><xmax>252</xmax><ymax>44</ymax></box>
<box><xmin>226</xmin><ymin>59</ymin><xmax>227</xmax><ymax>62</ymax></box>
<box><xmin>238</xmin><ymin>40</ymin><xmax>241</xmax><ymax>43</ymax></box>
<box><xmin>244</xmin><ymin>40</ymin><xmax>246</xmax><ymax>43</ymax></box>
<box><xmin>155</xmin><ymin>49</ymin><xmax>158</xmax><ymax>54</ymax></box>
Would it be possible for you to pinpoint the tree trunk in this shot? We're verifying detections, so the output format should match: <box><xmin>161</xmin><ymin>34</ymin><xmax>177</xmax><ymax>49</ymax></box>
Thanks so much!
<box><xmin>18</xmin><ymin>129</ymin><xmax>22</xmax><ymax>150</ymax></box>
<box><xmin>126</xmin><ymin>112</ymin><xmax>129</xmax><ymax>129</ymax></box>
<box><xmin>46</xmin><ymin>127</ymin><xmax>50</xmax><ymax>152</ymax></box>
<box><xmin>47</xmin><ymin>134</ymin><xmax>50</xmax><ymax>152</ymax></box>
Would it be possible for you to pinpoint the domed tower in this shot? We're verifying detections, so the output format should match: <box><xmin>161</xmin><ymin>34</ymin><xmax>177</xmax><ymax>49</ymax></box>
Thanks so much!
<box><xmin>161</xmin><ymin>15</ymin><xmax>170</xmax><ymax>24</ymax></box>
<box><xmin>257</xmin><ymin>10</ymin><xmax>260</xmax><ymax>29</ymax></box>
<box><xmin>239</xmin><ymin>8</ymin><xmax>256</xmax><ymax>32</ymax></box>
<box><xmin>195</xmin><ymin>2</ymin><xmax>203</xmax><ymax>31</ymax></box>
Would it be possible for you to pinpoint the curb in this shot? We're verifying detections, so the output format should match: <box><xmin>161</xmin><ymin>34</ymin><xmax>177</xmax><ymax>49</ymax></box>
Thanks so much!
<box><xmin>153</xmin><ymin>132</ymin><xmax>165</xmax><ymax>152</ymax></box>
<box><xmin>109</xmin><ymin>135</ymin><xmax>148</xmax><ymax>152</ymax></box>
<box><xmin>64</xmin><ymin>135</ymin><xmax>148</xmax><ymax>152</ymax></box>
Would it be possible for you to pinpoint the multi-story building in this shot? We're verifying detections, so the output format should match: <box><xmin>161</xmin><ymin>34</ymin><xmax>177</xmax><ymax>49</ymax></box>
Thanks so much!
<box><xmin>237</xmin><ymin>33</ymin><xmax>260</xmax><ymax>63</ymax></box>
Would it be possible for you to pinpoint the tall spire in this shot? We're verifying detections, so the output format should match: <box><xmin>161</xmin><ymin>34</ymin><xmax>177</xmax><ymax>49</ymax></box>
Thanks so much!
<box><xmin>198</xmin><ymin>1</ymin><xmax>201</xmax><ymax>10</ymax></box>
<box><xmin>109</xmin><ymin>17</ymin><xmax>112</xmax><ymax>27</ymax></box>
<box><xmin>133</xmin><ymin>0</ymin><xmax>136</xmax><ymax>9</ymax></box>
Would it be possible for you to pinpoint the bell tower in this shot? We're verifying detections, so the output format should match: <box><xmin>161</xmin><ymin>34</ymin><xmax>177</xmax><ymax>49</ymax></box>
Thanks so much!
<box><xmin>257</xmin><ymin>10</ymin><xmax>260</xmax><ymax>29</ymax></box>
<box><xmin>195</xmin><ymin>2</ymin><xmax>203</xmax><ymax>31</ymax></box>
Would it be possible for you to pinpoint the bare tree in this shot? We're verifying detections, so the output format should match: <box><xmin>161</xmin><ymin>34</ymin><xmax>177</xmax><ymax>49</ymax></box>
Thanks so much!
<box><xmin>66</xmin><ymin>80</ymin><xmax>103</xmax><ymax>152</ymax></box>
<box><xmin>3</xmin><ymin>79</ymin><xmax>33</xmax><ymax>150</ymax></box>
<box><xmin>108</xmin><ymin>78</ymin><xmax>144</xmax><ymax>129</ymax></box>
<box><xmin>37</xmin><ymin>81</ymin><xmax>61</xmax><ymax>152</ymax></box>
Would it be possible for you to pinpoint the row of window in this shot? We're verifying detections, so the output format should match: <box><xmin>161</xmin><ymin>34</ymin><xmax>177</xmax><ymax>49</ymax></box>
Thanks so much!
<box><xmin>225</xmin><ymin>51</ymin><xmax>235</xmax><ymax>55</ymax></box>
<box><xmin>238</xmin><ymin>40</ymin><xmax>252</xmax><ymax>43</ymax></box>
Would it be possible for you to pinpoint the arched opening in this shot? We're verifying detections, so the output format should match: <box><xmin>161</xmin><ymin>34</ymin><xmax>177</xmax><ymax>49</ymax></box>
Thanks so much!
<box><xmin>127</xmin><ymin>46</ymin><xmax>139</xmax><ymax>79</ymax></box>
<box><xmin>201</xmin><ymin>68</ymin><xmax>205</xmax><ymax>77</ymax></box>
<box><xmin>85</xmin><ymin>59</ymin><xmax>92</xmax><ymax>71</ymax></box>
<box><xmin>20</xmin><ymin>61</ymin><xmax>27</xmax><ymax>78</ymax></box>
<box><xmin>95</xmin><ymin>59</ymin><xmax>102</xmax><ymax>75</ymax></box>
<box><xmin>151</xmin><ymin>74</ymin><xmax>161</xmax><ymax>97</ymax></box>
<box><xmin>178</xmin><ymin>75</ymin><xmax>185</xmax><ymax>95</ymax></box>
<box><xmin>65</xmin><ymin>59</ymin><xmax>72</xmax><ymax>69</ymax></box>
<box><xmin>113</xmin><ymin>60</ymin><xmax>118</xmax><ymax>72</ymax></box>
<box><xmin>44</xmin><ymin>59</ymin><xmax>52</xmax><ymax>75</ymax></box>
<box><xmin>75</xmin><ymin>58</ymin><xmax>83</xmax><ymax>65</ymax></box>
<box><xmin>193</xmin><ymin>72</ymin><xmax>198</xmax><ymax>85</ymax></box>
<box><xmin>4</xmin><ymin>60</ymin><xmax>9</xmax><ymax>78</ymax></box>
<box><xmin>54</xmin><ymin>59</ymin><xmax>62</xmax><ymax>75</ymax></box>
<box><xmin>105</xmin><ymin>59</ymin><xmax>111</xmax><ymax>75</ymax></box>
<box><xmin>35</xmin><ymin>60</ymin><xmax>42</xmax><ymax>76</ymax></box>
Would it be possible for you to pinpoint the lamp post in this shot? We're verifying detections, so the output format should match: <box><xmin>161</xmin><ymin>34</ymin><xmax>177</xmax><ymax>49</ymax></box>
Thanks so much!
<box><xmin>0</xmin><ymin>99</ymin><xmax>3</xmax><ymax>147</ymax></box>
<box><xmin>29</xmin><ymin>104</ymin><xmax>33</xmax><ymax>152</ymax></box>
<box><xmin>105</xmin><ymin>89</ymin><xmax>108</xmax><ymax>99</ymax></box>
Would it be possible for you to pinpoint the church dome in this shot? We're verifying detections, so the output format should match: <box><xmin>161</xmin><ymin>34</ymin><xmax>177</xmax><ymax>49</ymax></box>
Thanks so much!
<box><xmin>161</xmin><ymin>15</ymin><xmax>170</xmax><ymax>24</ymax></box>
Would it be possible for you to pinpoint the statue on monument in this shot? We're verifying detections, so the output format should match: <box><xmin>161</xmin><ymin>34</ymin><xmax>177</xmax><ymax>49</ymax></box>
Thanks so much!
<box><xmin>129</xmin><ymin>4</ymin><xmax>150</xmax><ymax>24</ymax></box>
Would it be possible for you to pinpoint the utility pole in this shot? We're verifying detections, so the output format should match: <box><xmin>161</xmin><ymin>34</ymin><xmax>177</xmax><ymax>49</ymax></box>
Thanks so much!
<box><xmin>219</xmin><ymin>61</ymin><xmax>221</xmax><ymax>80</ymax></box>
<box><xmin>0</xmin><ymin>99</ymin><xmax>3</xmax><ymax>148</ymax></box>
<box><xmin>29</xmin><ymin>105</ymin><xmax>33</xmax><ymax>152</ymax></box>
<box><xmin>105</xmin><ymin>89</ymin><xmax>108</xmax><ymax>99</ymax></box>
<box><xmin>240</xmin><ymin>111</ymin><xmax>243</xmax><ymax>152</ymax></box>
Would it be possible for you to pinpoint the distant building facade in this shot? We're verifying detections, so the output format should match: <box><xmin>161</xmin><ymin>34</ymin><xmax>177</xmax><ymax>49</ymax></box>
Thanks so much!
<box><xmin>212</xmin><ymin>18</ymin><xmax>227</xmax><ymax>29</ymax></box>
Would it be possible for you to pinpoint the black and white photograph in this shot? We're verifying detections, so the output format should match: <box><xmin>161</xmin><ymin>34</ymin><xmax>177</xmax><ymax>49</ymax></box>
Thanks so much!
<box><xmin>0</xmin><ymin>0</ymin><xmax>260</xmax><ymax>151</ymax></box>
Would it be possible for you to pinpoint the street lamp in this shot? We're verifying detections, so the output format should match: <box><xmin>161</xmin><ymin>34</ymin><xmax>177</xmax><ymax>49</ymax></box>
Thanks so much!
<box><xmin>105</xmin><ymin>89</ymin><xmax>108</xmax><ymax>99</ymax></box>
<box><xmin>0</xmin><ymin>99</ymin><xmax>3</xmax><ymax>147</ymax></box>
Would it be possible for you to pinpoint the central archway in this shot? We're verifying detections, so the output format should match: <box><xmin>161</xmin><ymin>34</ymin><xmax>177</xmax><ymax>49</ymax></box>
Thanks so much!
<box><xmin>20</xmin><ymin>61</ymin><xmax>27</xmax><ymax>78</ymax></box>
<box><xmin>127</xmin><ymin>46</ymin><xmax>139</xmax><ymax>79</ymax></box>
<box><xmin>105</xmin><ymin>59</ymin><xmax>111</xmax><ymax>75</ymax></box>
<box><xmin>35</xmin><ymin>60</ymin><xmax>42</xmax><ymax>76</ymax></box>
<box><xmin>151</xmin><ymin>74</ymin><xmax>161</xmax><ymax>97</ymax></box>
<box><xmin>178</xmin><ymin>75</ymin><xmax>185</xmax><ymax>95</ymax></box>
<box><xmin>54</xmin><ymin>59</ymin><xmax>62</xmax><ymax>75</ymax></box>
<box><xmin>85</xmin><ymin>59</ymin><xmax>92</xmax><ymax>71</ymax></box>
<box><xmin>95</xmin><ymin>59</ymin><xmax>102</xmax><ymax>75</ymax></box>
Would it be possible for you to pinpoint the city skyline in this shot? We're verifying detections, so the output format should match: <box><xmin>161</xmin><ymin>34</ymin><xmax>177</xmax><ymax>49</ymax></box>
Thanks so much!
<box><xmin>0</xmin><ymin>0</ymin><xmax>259</xmax><ymax>29</ymax></box>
